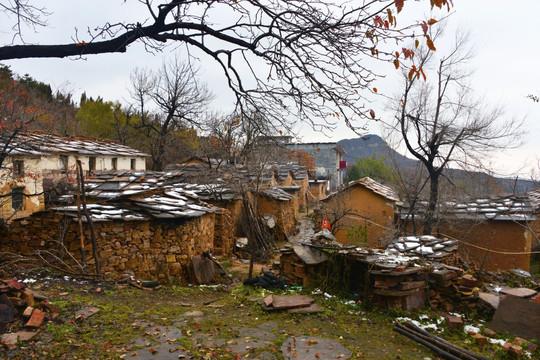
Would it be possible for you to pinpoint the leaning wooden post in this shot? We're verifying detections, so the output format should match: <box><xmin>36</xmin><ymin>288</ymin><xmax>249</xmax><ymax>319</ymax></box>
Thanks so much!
<box><xmin>75</xmin><ymin>157</ymin><xmax>87</xmax><ymax>273</ymax></box>
<box><xmin>77</xmin><ymin>160</ymin><xmax>101</xmax><ymax>278</ymax></box>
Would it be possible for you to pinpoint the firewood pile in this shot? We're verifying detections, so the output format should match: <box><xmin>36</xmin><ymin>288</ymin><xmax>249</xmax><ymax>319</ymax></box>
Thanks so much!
<box><xmin>0</xmin><ymin>273</ymin><xmax>59</xmax><ymax>347</ymax></box>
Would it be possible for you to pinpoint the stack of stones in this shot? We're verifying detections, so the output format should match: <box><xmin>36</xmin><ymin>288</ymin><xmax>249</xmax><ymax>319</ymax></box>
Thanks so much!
<box><xmin>0</xmin><ymin>275</ymin><xmax>59</xmax><ymax>347</ymax></box>
<box><xmin>386</xmin><ymin>235</ymin><xmax>458</xmax><ymax>261</ymax></box>
<box><xmin>428</xmin><ymin>266</ymin><xmax>482</xmax><ymax>312</ymax></box>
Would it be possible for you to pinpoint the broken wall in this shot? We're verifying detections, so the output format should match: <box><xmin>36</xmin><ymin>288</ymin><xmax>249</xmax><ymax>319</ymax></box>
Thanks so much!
<box><xmin>257</xmin><ymin>195</ymin><xmax>298</xmax><ymax>238</ymax></box>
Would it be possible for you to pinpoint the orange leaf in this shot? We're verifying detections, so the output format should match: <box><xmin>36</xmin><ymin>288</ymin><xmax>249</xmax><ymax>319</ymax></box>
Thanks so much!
<box><xmin>427</xmin><ymin>18</ymin><xmax>438</xmax><ymax>25</ymax></box>
<box><xmin>419</xmin><ymin>67</ymin><xmax>427</xmax><ymax>81</ymax></box>
<box><xmin>373</xmin><ymin>87</ymin><xmax>378</xmax><ymax>93</ymax></box>
<box><xmin>420</xmin><ymin>22</ymin><xmax>428</xmax><ymax>35</ymax></box>
<box><xmin>369</xmin><ymin>109</ymin><xmax>376</xmax><ymax>119</ymax></box>
<box><xmin>393</xmin><ymin>59</ymin><xmax>400</xmax><ymax>69</ymax></box>
<box><xmin>394</xmin><ymin>0</ymin><xmax>404</xmax><ymax>13</ymax></box>
<box><xmin>426</xmin><ymin>36</ymin><xmax>436</xmax><ymax>51</ymax></box>
<box><xmin>408</xmin><ymin>69</ymin><xmax>415</xmax><ymax>82</ymax></box>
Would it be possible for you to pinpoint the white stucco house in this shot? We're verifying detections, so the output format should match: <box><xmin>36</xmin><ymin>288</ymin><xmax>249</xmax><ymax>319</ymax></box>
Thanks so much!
<box><xmin>0</xmin><ymin>132</ymin><xmax>149</xmax><ymax>220</ymax></box>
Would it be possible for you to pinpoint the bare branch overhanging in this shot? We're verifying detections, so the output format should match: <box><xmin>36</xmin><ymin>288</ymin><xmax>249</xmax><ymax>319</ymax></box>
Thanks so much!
<box><xmin>0</xmin><ymin>0</ymin><xmax>422</xmax><ymax>132</ymax></box>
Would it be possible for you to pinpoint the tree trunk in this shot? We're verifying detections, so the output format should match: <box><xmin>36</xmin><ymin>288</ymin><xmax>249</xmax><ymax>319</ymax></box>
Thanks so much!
<box><xmin>423</xmin><ymin>173</ymin><xmax>439</xmax><ymax>235</ymax></box>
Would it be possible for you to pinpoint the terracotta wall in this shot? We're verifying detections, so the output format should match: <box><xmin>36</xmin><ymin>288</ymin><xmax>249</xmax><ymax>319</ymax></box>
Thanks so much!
<box><xmin>309</xmin><ymin>182</ymin><xmax>326</xmax><ymax>200</ymax></box>
<box><xmin>402</xmin><ymin>219</ymin><xmax>533</xmax><ymax>272</ymax></box>
<box><xmin>293</xmin><ymin>178</ymin><xmax>309</xmax><ymax>209</ymax></box>
<box><xmin>257</xmin><ymin>195</ymin><xmax>298</xmax><ymax>238</ymax></box>
<box><xmin>0</xmin><ymin>212</ymin><xmax>217</xmax><ymax>281</ymax></box>
<box><xmin>324</xmin><ymin>185</ymin><xmax>395</xmax><ymax>247</ymax></box>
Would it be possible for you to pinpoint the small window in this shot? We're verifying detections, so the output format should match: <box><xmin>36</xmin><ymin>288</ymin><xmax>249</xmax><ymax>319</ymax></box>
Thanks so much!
<box><xmin>130</xmin><ymin>159</ymin><xmax>136</xmax><ymax>170</ymax></box>
<box><xmin>111</xmin><ymin>157</ymin><xmax>118</xmax><ymax>170</ymax></box>
<box><xmin>60</xmin><ymin>155</ymin><xmax>69</xmax><ymax>171</ymax></box>
<box><xmin>13</xmin><ymin>160</ymin><xmax>24</xmax><ymax>178</ymax></box>
<box><xmin>89</xmin><ymin>157</ymin><xmax>96</xmax><ymax>171</ymax></box>
<box><xmin>12</xmin><ymin>187</ymin><xmax>24</xmax><ymax>211</ymax></box>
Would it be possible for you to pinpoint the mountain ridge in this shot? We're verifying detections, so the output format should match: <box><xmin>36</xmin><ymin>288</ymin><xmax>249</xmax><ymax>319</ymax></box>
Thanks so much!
<box><xmin>337</xmin><ymin>135</ymin><xmax>537</xmax><ymax>195</ymax></box>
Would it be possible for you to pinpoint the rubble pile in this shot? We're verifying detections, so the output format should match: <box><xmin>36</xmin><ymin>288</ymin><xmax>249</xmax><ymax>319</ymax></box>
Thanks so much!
<box><xmin>0</xmin><ymin>274</ymin><xmax>59</xmax><ymax>347</ymax></box>
<box><xmin>428</xmin><ymin>265</ymin><xmax>481</xmax><ymax>312</ymax></box>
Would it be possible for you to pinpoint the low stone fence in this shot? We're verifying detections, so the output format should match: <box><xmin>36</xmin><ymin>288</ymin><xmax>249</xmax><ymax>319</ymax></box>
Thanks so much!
<box><xmin>0</xmin><ymin>211</ymin><xmax>217</xmax><ymax>281</ymax></box>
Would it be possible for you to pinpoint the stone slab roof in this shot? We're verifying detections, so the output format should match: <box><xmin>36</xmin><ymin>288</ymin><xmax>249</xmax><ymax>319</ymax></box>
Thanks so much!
<box><xmin>61</xmin><ymin>168</ymin><xmax>294</xmax><ymax>204</ymax></box>
<box><xmin>400</xmin><ymin>194</ymin><xmax>537</xmax><ymax>222</ymax></box>
<box><xmin>527</xmin><ymin>188</ymin><xmax>540</xmax><ymax>213</ymax></box>
<box><xmin>7</xmin><ymin>132</ymin><xmax>150</xmax><ymax>157</ymax></box>
<box><xmin>53</xmin><ymin>187</ymin><xmax>220</xmax><ymax>221</ymax></box>
<box><xmin>386</xmin><ymin>235</ymin><xmax>458</xmax><ymax>260</ymax></box>
<box><xmin>272</xmin><ymin>162</ymin><xmax>309</xmax><ymax>181</ymax></box>
<box><xmin>324</xmin><ymin>177</ymin><xmax>399</xmax><ymax>203</ymax></box>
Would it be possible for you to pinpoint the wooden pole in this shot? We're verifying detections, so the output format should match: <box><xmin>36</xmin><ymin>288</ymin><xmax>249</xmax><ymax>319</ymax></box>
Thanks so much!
<box><xmin>77</xmin><ymin>160</ymin><xmax>101</xmax><ymax>278</ymax></box>
<box><xmin>75</xmin><ymin>157</ymin><xmax>87</xmax><ymax>273</ymax></box>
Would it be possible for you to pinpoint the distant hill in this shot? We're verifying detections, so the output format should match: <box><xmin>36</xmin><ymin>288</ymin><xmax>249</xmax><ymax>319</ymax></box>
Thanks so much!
<box><xmin>338</xmin><ymin>135</ymin><xmax>537</xmax><ymax>195</ymax></box>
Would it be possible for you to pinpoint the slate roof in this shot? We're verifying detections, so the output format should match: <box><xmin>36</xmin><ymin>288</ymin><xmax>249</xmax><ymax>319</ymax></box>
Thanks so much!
<box><xmin>273</xmin><ymin>162</ymin><xmax>309</xmax><ymax>182</ymax></box>
<box><xmin>8</xmin><ymin>132</ymin><xmax>150</xmax><ymax>157</ymax></box>
<box><xmin>400</xmin><ymin>194</ymin><xmax>537</xmax><ymax>222</ymax></box>
<box><xmin>54</xmin><ymin>185</ymin><xmax>221</xmax><ymax>221</ymax></box>
<box><xmin>324</xmin><ymin>177</ymin><xmax>399</xmax><ymax>203</ymax></box>
<box><xmin>59</xmin><ymin>166</ymin><xmax>296</xmax><ymax>208</ymax></box>
<box><xmin>527</xmin><ymin>188</ymin><xmax>540</xmax><ymax>213</ymax></box>
<box><xmin>386</xmin><ymin>235</ymin><xmax>459</xmax><ymax>260</ymax></box>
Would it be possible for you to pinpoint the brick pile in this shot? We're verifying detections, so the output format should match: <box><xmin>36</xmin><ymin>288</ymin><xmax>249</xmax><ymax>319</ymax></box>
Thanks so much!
<box><xmin>0</xmin><ymin>275</ymin><xmax>59</xmax><ymax>347</ymax></box>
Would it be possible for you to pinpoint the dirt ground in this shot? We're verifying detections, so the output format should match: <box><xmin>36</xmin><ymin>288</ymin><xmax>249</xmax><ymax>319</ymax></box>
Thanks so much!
<box><xmin>3</xmin><ymin>257</ymin><xmax>527</xmax><ymax>360</ymax></box>
<box><xmin>0</xmin><ymin>267</ymin><xmax>442</xmax><ymax>360</ymax></box>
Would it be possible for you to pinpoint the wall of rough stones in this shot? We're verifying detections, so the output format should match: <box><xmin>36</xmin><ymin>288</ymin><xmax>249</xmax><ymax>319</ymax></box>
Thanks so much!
<box><xmin>0</xmin><ymin>211</ymin><xmax>216</xmax><ymax>281</ymax></box>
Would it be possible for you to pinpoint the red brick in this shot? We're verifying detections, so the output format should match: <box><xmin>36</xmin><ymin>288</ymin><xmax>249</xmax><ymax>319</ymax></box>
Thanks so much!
<box><xmin>459</xmin><ymin>274</ymin><xmax>479</xmax><ymax>288</ymax></box>
<box><xmin>513</xmin><ymin>337</ymin><xmax>538</xmax><ymax>352</ymax></box>
<box><xmin>26</xmin><ymin>308</ymin><xmax>45</xmax><ymax>328</ymax></box>
<box><xmin>503</xmin><ymin>343</ymin><xmax>523</xmax><ymax>358</ymax></box>
<box><xmin>7</xmin><ymin>279</ymin><xmax>26</xmax><ymax>291</ymax></box>
<box><xmin>445</xmin><ymin>314</ymin><xmax>463</xmax><ymax>331</ymax></box>
<box><xmin>470</xmin><ymin>333</ymin><xmax>487</xmax><ymax>346</ymax></box>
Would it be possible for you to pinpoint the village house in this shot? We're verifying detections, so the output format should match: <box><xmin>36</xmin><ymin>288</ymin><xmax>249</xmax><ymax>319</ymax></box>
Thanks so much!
<box><xmin>285</xmin><ymin>142</ymin><xmax>347</xmax><ymax>190</ymax></box>
<box><xmin>0</xmin><ymin>144</ymin><xmax>46</xmax><ymax>220</ymax></box>
<box><xmin>0</xmin><ymin>165</ymin><xmax>303</xmax><ymax>281</ymax></box>
<box><xmin>21</xmin><ymin>132</ymin><xmax>148</xmax><ymax>183</ymax></box>
<box><xmin>0</xmin><ymin>132</ymin><xmax>149</xmax><ymax>220</ymax></box>
<box><xmin>321</xmin><ymin>177</ymin><xmax>400</xmax><ymax>246</ymax></box>
<box><xmin>399</xmin><ymin>195</ymin><xmax>537</xmax><ymax>272</ymax></box>
<box><xmin>0</xmin><ymin>184</ymin><xmax>220</xmax><ymax>281</ymax></box>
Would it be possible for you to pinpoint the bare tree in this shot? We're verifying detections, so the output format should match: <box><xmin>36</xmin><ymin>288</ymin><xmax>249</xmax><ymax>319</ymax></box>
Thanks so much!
<box><xmin>129</xmin><ymin>59</ymin><xmax>212</xmax><ymax>170</ymax></box>
<box><xmin>0</xmin><ymin>1</ymin><xmax>452</xmax><ymax>133</ymax></box>
<box><xmin>390</xmin><ymin>30</ymin><xmax>523</xmax><ymax>235</ymax></box>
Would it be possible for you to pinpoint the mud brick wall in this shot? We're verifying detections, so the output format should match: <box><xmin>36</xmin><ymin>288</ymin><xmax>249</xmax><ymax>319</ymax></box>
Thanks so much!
<box><xmin>258</xmin><ymin>196</ymin><xmax>298</xmax><ymax>238</ymax></box>
<box><xmin>0</xmin><ymin>211</ymin><xmax>215</xmax><ymax>281</ymax></box>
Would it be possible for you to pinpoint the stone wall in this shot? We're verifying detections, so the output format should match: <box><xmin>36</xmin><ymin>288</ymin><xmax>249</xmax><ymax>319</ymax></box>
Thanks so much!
<box><xmin>213</xmin><ymin>208</ymin><xmax>235</xmax><ymax>256</ymax></box>
<box><xmin>0</xmin><ymin>211</ymin><xmax>216</xmax><ymax>281</ymax></box>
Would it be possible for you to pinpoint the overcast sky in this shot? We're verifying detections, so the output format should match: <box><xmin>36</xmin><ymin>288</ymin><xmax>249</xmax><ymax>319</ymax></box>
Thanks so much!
<box><xmin>1</xmin><ymin>1</ymin><xmax>539</xmax><ymax>179</ymax></box>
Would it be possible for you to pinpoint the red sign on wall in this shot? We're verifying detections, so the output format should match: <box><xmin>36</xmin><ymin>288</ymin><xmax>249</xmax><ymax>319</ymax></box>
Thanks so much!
<box><xmin>339</xmin><ymin>160</ymin><xmax>347</xmax><ymax>169</ymax></box>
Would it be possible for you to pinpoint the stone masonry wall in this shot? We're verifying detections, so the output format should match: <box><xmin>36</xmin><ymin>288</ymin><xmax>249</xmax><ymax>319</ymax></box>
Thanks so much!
<box><xmin>0</xmin><ymin>211</ymin><xmax>215</xmax><ymax>281</ymax></box>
